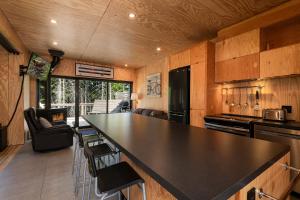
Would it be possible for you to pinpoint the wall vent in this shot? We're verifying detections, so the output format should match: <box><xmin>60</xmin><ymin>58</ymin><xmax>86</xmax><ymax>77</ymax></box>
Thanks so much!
<box><xmin>75</xmin><ymin>63</ymin><xmax>114</xmax><ymax>79</ymax></box>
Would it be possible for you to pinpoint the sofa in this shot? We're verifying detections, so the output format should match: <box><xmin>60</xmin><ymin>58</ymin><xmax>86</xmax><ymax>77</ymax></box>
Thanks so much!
<box><xmin>24</xmin><ymin>108</ymin><xmax>74</xmax><ymax>152</ymax></box>
<box><xmin>132</xmin><ymin>108</ymin><xmax>168</xmax><ymax>120</ymax></box>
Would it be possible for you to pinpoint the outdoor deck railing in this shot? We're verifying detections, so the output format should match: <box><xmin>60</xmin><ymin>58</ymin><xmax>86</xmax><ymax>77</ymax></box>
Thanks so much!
<box><xmin>51</xmin><ymin>100</ymin><xmax>123</xmax><ymax>117</ymax></box>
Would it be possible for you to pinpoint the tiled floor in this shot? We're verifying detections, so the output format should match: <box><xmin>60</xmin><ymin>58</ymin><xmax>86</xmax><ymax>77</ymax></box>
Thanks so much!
<box><xmin>0</xmin><ymin>142</ymin><xmax>118</xmax><ymax>200</ymax></box>
<box><xmin>0</xmin><ymin>145</ymin><xmax>22</xmax><ymax>172</ymax></box>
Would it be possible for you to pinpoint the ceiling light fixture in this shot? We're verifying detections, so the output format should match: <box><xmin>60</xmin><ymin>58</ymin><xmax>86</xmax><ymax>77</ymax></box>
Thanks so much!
<box><xmin>53</xmin><ymin>41</ymin><xmax>58</xmax><ymax>46</ymax></box>
<box><xmin>128</xmin><ymin>13</ymin><xmax>136</xmax><ymax>19</ymax></box>
<box><xmin>156</xmin><ymin>47</ymin><xmax>161</xmax><ymax>52</ymax></box>
<box><xmin>50</xmin><ymin>19</ymin><xmax>57</xmax><ymax>24</ymax></box>
<box><xmin>125</xmin><ymin>64</ymin><xmax>128</xmax><ymax>67</ymax></box>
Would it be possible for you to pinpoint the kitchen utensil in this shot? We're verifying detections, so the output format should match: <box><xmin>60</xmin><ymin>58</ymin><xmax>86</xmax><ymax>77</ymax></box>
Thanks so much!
<box><xmin>237</xmin><ymin>89</ymin><xmax>241</xmax><ymax>107</ymax></box>
<box><xmin>254</xmin><ymin>90</ymin><xmax>260</xmax><ymax>110</ymax></box>
<box><xmin>225</xmin><ymin>89</ymin><xmax>228</xmax><ymax>105</ymax></box>
<box><xmin>230</xmin><ymin>88</ymin><xmax>235</xmax><ymax>107</ymax></box>
<box><xmin>244</xmin><ymin>88</ymin><xmax>249</xmax><ymax>107</ymax></box>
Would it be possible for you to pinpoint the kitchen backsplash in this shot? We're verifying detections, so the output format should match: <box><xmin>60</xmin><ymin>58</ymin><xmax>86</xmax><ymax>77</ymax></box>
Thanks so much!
<box><xmin>221</xmin><ymin>76</ymin><xmax>300</xmax><ymax>121</ymax></box>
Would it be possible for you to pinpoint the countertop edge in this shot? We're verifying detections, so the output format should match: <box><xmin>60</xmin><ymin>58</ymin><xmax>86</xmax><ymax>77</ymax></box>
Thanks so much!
<box><xmin>213</xmin><ymin>146</ymin><xmax>290</xmax><ymax>200</ymax></box>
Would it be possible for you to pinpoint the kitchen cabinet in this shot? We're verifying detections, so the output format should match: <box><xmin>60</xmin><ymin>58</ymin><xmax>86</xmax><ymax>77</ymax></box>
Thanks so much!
<box><xmin>215</xmin><ymin>53</ymin><xmax>259</xmax><ymax>82</ymax></box>
<box><xmin>228</xmin><ymin>153</ymin><xmax>290</xmax><ymax>200</ymax></box>
<box><xmin>215</xmin><ymin>29</ymin><xmax>260</xmax><ymax>83</ymax></box>
<box><xmin>190</xmin><ymin>42</ymin><xmax>207</xmax><ymax>64</ymax></box>
<box><xmin>169</xmin><ymin>49</ymin><xmax>190</xmax><ymax>70</ymax></box>
<box><xmin>189</xmin><ymin>41</ymin><xmax>220</xmax><ymax>128</ymax></box>
<box><xmin>190</xmin><ymin>62</ymin><xmax>206</xmax><ymax>110</ymax></box>
<box><xmin>190</xmin><ymin>109</ymin><xmax>206</xmax><ymax>128</ymax></box>
<box><xmin>215</xmin><ymin>29</ymin><xmax>260</xmax><ymax>62</ymax></box>
<box><xmin>260</xmin><ymin>43</ymin><xmax>300</xmax><ymax>78</ymax></box>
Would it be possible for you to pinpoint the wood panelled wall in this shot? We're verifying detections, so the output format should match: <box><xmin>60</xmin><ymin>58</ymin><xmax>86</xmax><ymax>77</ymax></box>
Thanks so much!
<box><xmin>29</xmin><ymin>57</ymin><xmax>137</xmax><ymax>107</ymax></box>
<box><xmin>135</xmin><ymin>58</ymin><xmax>169</xmax><ymax>111</ymax></box>
<box><xmin>0</xmin><ymin>10</ymin><xmax>29</xmax><ymax>145</ymax></box>
<box><xmin>222</xmin><ymin>77</ymin><xmax>300</xmax><ymax>121</ymax></box>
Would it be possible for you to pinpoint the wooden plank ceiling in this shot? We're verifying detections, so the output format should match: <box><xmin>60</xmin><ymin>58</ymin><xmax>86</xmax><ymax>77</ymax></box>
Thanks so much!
<box><xmin>0</xmin><ymin>0</ymin><xmax>288</xmax><ymax>68</ymax></box>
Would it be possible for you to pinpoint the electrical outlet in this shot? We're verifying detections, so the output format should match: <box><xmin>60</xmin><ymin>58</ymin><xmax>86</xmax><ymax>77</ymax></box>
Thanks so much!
<box><xmin>247</xmin><ymin>188</ymin><xmax>256</xmax><ymax>200</ymax></box>
<box><xmin>282</xmin><ymin>105</ymin><xmax>292</xmax><ymax>113</ymax></box>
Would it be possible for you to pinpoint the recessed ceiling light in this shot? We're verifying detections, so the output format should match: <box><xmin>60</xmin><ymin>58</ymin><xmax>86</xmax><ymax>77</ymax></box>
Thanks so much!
<box><xmin>50</xmin><ymin>19</ymin><xmax>57</xmax><ymax>24</ymax></box>
<box><xmin>128</xmin><ymin>13</ymin><xmax>136</xmax><ymax>19</ymax></box>
<box><xmin>53</xmin><ymin>41</ymin><xmax>58</xmax><ymax>46</ymax></box>
<box><xmin>156</xmin><ymin>47</ymin><xmax>161</xmax><ymax>52</ymax></box>
<box><xmin>125</xmin><ymin>64</ymin><xmax>128</xmax><ymax>67</ymax></box>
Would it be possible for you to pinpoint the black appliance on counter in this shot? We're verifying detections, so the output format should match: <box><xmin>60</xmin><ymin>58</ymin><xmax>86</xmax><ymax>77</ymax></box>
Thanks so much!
<box><xmin>168</xmin><ymin>66</ymin><xmax>190</xmax><ymax>124</ymax></box>
<box><xmin>204</xmin><ymin>114</ymin><xmax>261</xmax><ymax>137</ymax></box>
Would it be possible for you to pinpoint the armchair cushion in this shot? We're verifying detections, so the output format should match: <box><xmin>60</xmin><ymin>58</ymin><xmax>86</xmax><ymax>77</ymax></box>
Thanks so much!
<box><xmin>39</xmin><ymin>117</ymin><xmax>53</xmax><ymax>128</ymax></box>
<box><xmin>133</xmin><ymin>108</ymin><xmax>168</xmax><ymax>120</ymax></box>
<box><xmin>133</xmin><ymin>108</ymin><xmax>144</xmax><ymax>114</ymax></box>
<box><xmin>39</xmin><ymin>126</ymin><xmax>74</xmax><ymax>135</ymax></box>
<box><xmin>141</xmin><ymin>109</ymin><xmax>152</xmax><ymax>116</ymax></box>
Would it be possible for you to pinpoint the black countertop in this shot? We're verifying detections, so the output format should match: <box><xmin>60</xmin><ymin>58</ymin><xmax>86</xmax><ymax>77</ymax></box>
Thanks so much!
<box><xmin>83</xmin><ymin>113</ymin><xmax>290</xmax><ymax>200</ymax></box>
<box><xmin>254</xmin><ymin>119</ymin><xmax>300</xmax><ymax>130</ymax></box>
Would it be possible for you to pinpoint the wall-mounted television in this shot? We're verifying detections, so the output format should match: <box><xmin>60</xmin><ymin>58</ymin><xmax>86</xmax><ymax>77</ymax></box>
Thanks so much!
<box><xmin>27</xmin><ymin>53</ymin><xmax>51</xmax><ymax>81</ymax></box>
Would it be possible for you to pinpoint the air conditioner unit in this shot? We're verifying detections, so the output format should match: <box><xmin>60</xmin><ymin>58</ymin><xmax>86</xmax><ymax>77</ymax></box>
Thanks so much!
<box><xmin>75</xmin><ymin>63</ymin><xmax>114</xmax><ymax>79</ymax></box>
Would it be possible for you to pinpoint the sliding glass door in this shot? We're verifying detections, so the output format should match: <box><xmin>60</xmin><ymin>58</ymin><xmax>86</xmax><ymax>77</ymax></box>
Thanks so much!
<box><xmin>78</xmin><ymin>79</ymin><xmax>108</xmax><ymax>127</ymax></box>
<box><xmin>37</xmin><ymin>76</ymin><xmax>132</xmax><ymax>127</ymax></box>
<box><xmin>50</xmin><ymin>77</ymin><xmax>75</xmax><ymax>126</ymax></box>
<box><xmin>108</xmin><ymin>82</ymin><xmax>131</xmax><ymax>113</ymax></box>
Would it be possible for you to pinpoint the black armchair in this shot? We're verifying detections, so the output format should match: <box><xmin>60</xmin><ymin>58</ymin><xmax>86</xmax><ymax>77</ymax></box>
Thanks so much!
<box><xmin>24</xmin><ymin>108</ymin><xmax>74</xmax><ymax>152</ymax></box>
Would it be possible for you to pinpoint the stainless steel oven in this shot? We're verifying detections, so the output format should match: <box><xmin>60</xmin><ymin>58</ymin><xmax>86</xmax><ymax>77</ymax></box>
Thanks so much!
<box><xmin>254</xmin><ymin>124</ymin><xmax>300</xmax><ymax>194</ymax></box>
<box><xmin>205</xmin><ymin>122</ymin><xmax>250</xmax><ymax>137</ymax></box>
<box><xmin>204</xmin><ymin>114</ymin><xmax>258</xmax><ymax>137</ymax></box>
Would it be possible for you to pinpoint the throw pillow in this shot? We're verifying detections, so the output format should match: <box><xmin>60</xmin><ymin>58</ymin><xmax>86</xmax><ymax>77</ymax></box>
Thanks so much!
<box><xmin>39</xmin><ymin>117</ymin><xmax>53</xmax><ymax>128</ymax></box>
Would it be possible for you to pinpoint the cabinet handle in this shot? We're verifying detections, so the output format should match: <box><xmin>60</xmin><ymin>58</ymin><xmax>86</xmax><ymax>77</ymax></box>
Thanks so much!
<box><xmin>281</xmin><ymin>163</ymin><xmax>300</xmax><ymax>173</ymax></box>
<box><xmin>256</xmin><ymin>188</ymin><xmax>278</xmax><ymax>200</ymax></box>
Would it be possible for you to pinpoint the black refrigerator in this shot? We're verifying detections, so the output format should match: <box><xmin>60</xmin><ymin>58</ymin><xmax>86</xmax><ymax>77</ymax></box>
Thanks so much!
<box><xmin>168</xmin><ymin>66</ymin><xmax>190</xmax><ymax>124</ymax></box>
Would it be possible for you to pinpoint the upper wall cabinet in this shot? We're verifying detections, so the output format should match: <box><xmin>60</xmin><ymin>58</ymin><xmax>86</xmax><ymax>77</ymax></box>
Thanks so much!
<box><xmin>215</xmin><ymin>53</ymin><xmax>259</xmax><ymax>83</ymax></box>
<box><xmin>215</xmin><ymin>29</ymin><xmax>260</xmax><ymax>82</ymax></box>
<box><xmin>260</xmin><ymin>43</ymin><xmax>300</xmax><ymax>78</ymax></box>
<box><xmin>215</xmin><ymin>29</ymin><xmax>260</xmax><ymax>62</ymax></box>
<box><xmin>169</xmin><ymin>49</ymin><xmax>190</xmax><ymax>70</ymax></box>
<box><xmin>260</xmin><ymin>16</ymin><xmax>300</xmax><ymax>79</ymax></box>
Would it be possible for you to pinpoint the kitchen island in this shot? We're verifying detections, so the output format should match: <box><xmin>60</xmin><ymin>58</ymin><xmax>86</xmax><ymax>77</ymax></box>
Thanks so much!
<box><xmin>83</xmin><ymin>113</ymin><xmax>290</xmax><ymax>200</ymax></box>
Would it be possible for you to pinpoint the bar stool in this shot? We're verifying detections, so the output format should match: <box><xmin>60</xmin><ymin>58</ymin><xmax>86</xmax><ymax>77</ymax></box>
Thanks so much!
<box><xmin>82</xmin><ymin>143</ymin><xmax>117</xmax><ymax>200</ymax></box>
<box><xmin>73</xmin><ymin>128</ymin><xmax>102</xmax><ymax>173</ymax></box>
<box><xmin>73</xmin><ymin>128</ymin><xmax>103</xmax><ymax>193</ymax></box>
<box><xmin>84</xmin><ymin>145</ymin><xmax>146</xmax><ymax>200</ymax></box>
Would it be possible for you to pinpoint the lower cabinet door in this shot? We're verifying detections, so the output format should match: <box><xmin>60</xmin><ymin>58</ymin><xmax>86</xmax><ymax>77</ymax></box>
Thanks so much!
<box><xmin>190</xmin><ymin>109</ymin><xmax>206</xmax><ymax>128</ymax></box>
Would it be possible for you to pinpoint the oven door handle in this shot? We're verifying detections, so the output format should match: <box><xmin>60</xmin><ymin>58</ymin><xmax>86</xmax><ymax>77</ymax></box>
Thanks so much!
<box><xmin>255</xmin><ymin>129</ymin><xmax>300</xmax><ymax>139</ymax></box>
<box><xmin>205</xmin><ymin>123</ymin><xmax>249</xmax><ymax>133</ymax></box>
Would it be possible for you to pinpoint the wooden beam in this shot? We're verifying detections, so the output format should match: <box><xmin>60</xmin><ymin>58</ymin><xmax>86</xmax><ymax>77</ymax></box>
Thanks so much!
<box><xmin>218</xmin><ymin>0</ymin><xmax>300</xmax><ymax>39</ymax></box>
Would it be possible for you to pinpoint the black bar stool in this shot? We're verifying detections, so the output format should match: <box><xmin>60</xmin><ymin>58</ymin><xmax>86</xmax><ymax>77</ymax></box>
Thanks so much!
<box><xmin>84</xmin><ymin>145</ymin><xmax>146</xmax><ymax>200</ymax></box>
<box><xmin>82</xmin><ymin>143</ymin><xmax>117</xmax><ymax>200</ymax></box>
<box><xmin>73</xmin><ymin>128</ymin><xmax>103</xmax><ymax>193</ymax></box>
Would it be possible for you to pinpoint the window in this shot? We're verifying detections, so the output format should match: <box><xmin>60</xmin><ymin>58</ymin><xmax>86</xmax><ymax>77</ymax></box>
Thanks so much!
<box><xmin>37</xmin><ymin>80</ymin><xmax>47</xmax><ymax>109</ymax></box>
<box><xmin>37</xmin><ymin>76</ymin><xmax>132</xmax><ymax>127</ymax></box>
<box><xmin>108</xmin><ymin>82</ymin><xmax>131</xmax><ymax>113</ymax></box>
<box><xmin>50</xmin><ymin>77</ymin><xmax>75</xmax><ymax>126</ymax></box>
